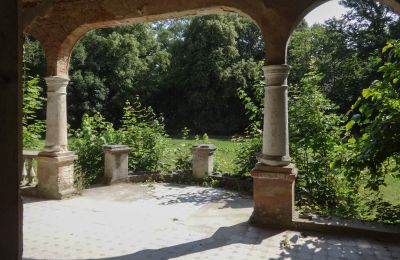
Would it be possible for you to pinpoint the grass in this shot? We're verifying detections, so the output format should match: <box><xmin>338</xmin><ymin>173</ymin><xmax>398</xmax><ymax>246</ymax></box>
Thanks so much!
<box><xmin>381</xmin><ymin>175</ymin><xmax>400</xmax><ymax>205</ymax></box>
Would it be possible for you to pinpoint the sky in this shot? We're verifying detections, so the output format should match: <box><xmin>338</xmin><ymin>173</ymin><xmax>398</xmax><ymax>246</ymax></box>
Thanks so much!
<box><xmin>305</xmin><ymin>0</ymin><xmax>348</xmax><ymax>25</ymax></box>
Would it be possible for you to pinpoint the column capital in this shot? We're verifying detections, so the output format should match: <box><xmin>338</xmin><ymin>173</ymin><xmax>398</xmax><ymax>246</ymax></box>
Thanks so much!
<box><xmin>263</xmin><ymin>65</ymin><xmax>290</xmax><ymax>87</ymax></box>
<box><xmin>44</xmin><ymin>76</ymin><xmax>70</xmax><ymax>93</ymax></box>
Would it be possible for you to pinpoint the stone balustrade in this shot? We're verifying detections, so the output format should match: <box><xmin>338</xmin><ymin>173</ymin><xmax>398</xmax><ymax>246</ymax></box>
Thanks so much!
<box><xmin>21</xmin><ymin>150</ymin><xmax>39</xmax><ymax>186</ymax></box>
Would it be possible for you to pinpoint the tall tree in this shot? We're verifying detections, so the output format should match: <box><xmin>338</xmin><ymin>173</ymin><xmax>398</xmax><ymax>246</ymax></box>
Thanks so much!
<box><xmin>288</xmin><ymin>0</ymin><xmax>400</xmax><ymax>112</ymax></box>
<box><xmin>157</xmin><ymin>14</ymin><xmax>262</xmax><ymax>134</ymax></box>
<box><xmin>68</xmin><ymin>24</ymin><xmax>170</xmax><ymax>127</ymax></box>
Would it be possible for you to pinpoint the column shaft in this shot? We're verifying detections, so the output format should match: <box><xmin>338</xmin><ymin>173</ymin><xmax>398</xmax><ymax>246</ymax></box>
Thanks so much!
<box><xmin>258</xmin><ymin>65</ymin><xmax>290</xmax><ymax>166</ymax></box>
<box><xmin>43</xmin><ymin>76</ymin><xmax>69</xmax><ymax>153</ymax></box>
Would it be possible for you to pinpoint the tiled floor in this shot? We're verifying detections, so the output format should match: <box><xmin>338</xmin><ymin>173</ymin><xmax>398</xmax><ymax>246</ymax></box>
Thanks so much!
<box><xmin>23</xmin><ymin>183</ymin><xmax>400</xmax><ymax>260</ymax></box>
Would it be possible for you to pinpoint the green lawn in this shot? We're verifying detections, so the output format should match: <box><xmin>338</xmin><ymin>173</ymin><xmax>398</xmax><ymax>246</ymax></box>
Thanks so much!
<box><xmin>381</xmin><ymin>175</ymin><xmax>400</xmax><ymax>205</ymax></box>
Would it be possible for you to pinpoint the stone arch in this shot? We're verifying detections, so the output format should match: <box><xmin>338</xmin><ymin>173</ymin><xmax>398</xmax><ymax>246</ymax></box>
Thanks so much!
<box><xmin>23</xmin><ymin>0</ymin><xmax>271</xmax><ymax>76</ymax></box>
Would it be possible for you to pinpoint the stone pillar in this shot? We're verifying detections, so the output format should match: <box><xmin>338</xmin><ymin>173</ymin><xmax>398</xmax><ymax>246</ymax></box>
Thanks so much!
<box><xmin>37</xmin><ymin>76</ymin><xmax>77</xmax><ymax>199</ymax></box>
<box><xmin>250</xmin><ymin>64</ymin><xmax>297</xmax><ymax>227</ymax></box>
<box><xmin>258</xmin><ymin>65</ymin><xmax>291</xmax><ymax>166</ymax></box>
<box><xmin>191</xmin><ymin>144</ymin><xmax>216</xmax><ymax>178</ymax></box>
<box><xmin>43</xmin><ymin>76</ymin><xmax>69</xmax><ymax>153</ymax></box>
<box><xmin>103</xmin><ymin>145</ymin><xmax>131</xmax><ymax>184</ymax></box>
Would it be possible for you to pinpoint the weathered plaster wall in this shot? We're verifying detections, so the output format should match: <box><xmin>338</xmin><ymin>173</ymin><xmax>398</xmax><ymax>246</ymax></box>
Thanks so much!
<box><xmin>0</xmin><ymin>0</ymin><xmax>23</xmax><ymax>258</ymax></box>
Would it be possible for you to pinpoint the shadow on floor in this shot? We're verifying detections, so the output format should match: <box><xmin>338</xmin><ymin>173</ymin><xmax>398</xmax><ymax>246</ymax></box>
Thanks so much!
<box><xmin>87</xmin><ymin>222</ymin><xmax>283</xmax><ymax>260</ymax></box>
<box><xmin>156</xmin><ymin>184</ymin><xmax>252</xmax><ymax>209</ymax></box>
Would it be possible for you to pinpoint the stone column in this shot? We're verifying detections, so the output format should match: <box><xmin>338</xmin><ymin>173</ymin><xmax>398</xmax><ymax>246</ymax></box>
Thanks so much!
<box><xmin>43</xmin><ymin>76</ymin><xmax>69</xmax><ymax>153</ymax></box>
<box><xmin>103</xmin><ymin>145</ymin><xmax>131</xmax><ymax>184</ymax></box>
<box><xmin>191</xmin><ymin>144</ymin><xmax>216</xmax><ymax>178</ymax></box>
<box><xmin>258</xmin><ymin>65</ymin><xmax>291</xmax><ymax>166</ymax></box>
<box><xmin>250</xmin><ymin>65</ymin><xmax>297</xmax><ymax>227</ymax></box>
<box><xmin>37</xmin><ymin>76</ymin><xmax>77</xmax><ymax>199</ymax></box>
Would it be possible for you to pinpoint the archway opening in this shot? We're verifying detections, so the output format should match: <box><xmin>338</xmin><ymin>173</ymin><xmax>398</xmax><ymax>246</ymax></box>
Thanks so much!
<box><xmin>22</xmin><ymin>12</ymin><xmax>270</xmax><ymax>260</ymax></box>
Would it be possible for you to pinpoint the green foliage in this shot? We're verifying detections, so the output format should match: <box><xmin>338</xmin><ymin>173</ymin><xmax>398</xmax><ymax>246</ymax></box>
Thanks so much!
<box><xmin>174</xmin><ymin>128</ymin><xmax>193</xmax><ymax>171</ymax></box>
<box><xmin>152</xmin><ymin>14</ymin><xmax>264</xmax><ymax>134</ymax></box>
<box><xmin>64</xmin><ymin>15</ymin><xmax>265</xmax><ymax>135</ymax></box>
<box><xmin>120</xmin><ymin>97</ymin><xmax>167</xmax><ymax>171</ymax></box>
<box><xmin>68</xmin><ymin>24</ymin><xmax>171</xmax><ymax>128</ymax></box>
<box><xmin>71</xmin><ymin>98</ymin><xmax>167</xmax><ymax>187</ymax></box>
<box><xmin>289</xmin><ymin>0</ymin><xmax>400</xmax><ymax>113</ymax></box>
<box><xmin>371</xmin><ymin>199</ymin><xmax>400</xmax><ymax>224</ymax></box>
<box><xmin>22</xmin><ymin>77</ymin><xmax>45</xmax><ymax>149</ymax></box>
<box><xmin>22</xmin><ymin>36</ymin><xmax>46</xmax><ymax>150</ymax></box>
<box><xmin>234</xmin><ymin>69</ymin><xmax>358</xmax><ymax>215</ymax></box>
<box><xmin>23</xmin><ymin>36</ymin><xmax>46</xmax><ymax>78</ymax></box>
<box><xmin>289</xmin><ymin>71</ymin><xmax>352</xmax><ymax>213</ymax></box>
<box><xmin>233</xmin><ymin>135</ymin><xmax>262</xmax><ymax>176</ymax></box>
<box><xmin>236</xmin><ymin>61</ymin><xmax>264</xmax><ymax>134</ymax></box>
<box><xmin>340</xmin><ymin>40</ymin><xmax>400</xmax><ymax>191</ymax></box>
<box><xmin>71</xmin><ymin>113</ymin><xmax>115</xmax><ymax>187</ymax></box>
<box><xmin>360</xmin><ymin>194</ymin><xmax>400</xmax><ymax>224</ymax></box>
<box><xmin>202</xmin><ymin>133</ymin><xmax>209</xmax><ymax>143</ymax></box>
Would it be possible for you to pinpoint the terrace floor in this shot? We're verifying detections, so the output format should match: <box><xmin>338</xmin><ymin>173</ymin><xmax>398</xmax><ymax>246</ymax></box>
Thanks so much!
<box><xmin>23</xmin><ymin>183</ymin><xmax>400</xmax><ymax>260</ymax></box>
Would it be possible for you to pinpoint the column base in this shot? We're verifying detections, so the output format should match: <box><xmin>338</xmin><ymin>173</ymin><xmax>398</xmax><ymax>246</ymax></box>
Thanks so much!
<box><xmin>257</xmin><ymin>153</ymin><xmax>291</xmax><ymax>166</ymax></box>
<box><xmin>250</xmin><ymin>163</ymin><xmax>297</xmax><ymax>228</ymax></box>
<box><xmin>37</xmin><ymin>152</ymin><xmax>78</xmax><ymax>199</ymax></box>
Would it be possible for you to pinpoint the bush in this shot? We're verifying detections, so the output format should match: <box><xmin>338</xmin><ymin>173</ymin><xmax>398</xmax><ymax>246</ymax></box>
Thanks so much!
<box><xmin>339</xmin><ymin>40</ymin><xmax>400</xmax><ymax>190</ymax></box>
<box><xmin>288</xmin><ymin>72</ymin><xmax>353</xmax><ymax>214</ymax></box>
<box><xmin>23</xmin><ymin>77</ymin><xmax>45</xmax><ymax>150</ymax></box>
<box><xmin>120</xmin><ymin>98</ymin><xmax>167</xmax><ymax>171</ymax></box>
<box><xmin>71</xmin><ymin>113</ymin><xmax>118</xmax><ymax>188</ymax></box>
<box><xmin>174</xmin><ymin>128</ymin><xmax>193</xmax><ymax>171</ymax></box>
<box><xmin>233</xmin><ymin>135</ymin><xmax>261</xmax><ymax>176</ymax></box>
<box><xmin>71</xmin><ymin>97</ymin><xmax>167</xmax><ymax>188</ymax></box>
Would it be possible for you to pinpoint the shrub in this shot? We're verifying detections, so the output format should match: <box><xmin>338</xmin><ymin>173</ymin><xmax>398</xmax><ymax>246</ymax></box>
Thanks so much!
<box><xmin>288</xmin><ymin>72</ymin><xmax>352</xmax><ymax>214</ymax></box>
<box><xmin>233</xmin><ymin>135</ymin><xmax>262</xmax><ymax>176</ymax></box>
<box><xmin>71</xmin><ymin>113</ymin><xmax>118</xmax><ymax>188</ymax></box>
<box><xmin>120</xmin><ymin>98</ymin><xmax>167</xmax><ymax>171</ymax></box>
<box><xmin>71</xmin><ymin>97</ymin><xmax>167</xmax><ymax>188</ymax></box>
<box><xmin>339</xmin><ymin>40</ymin><xmax>400</xmax><ymax>191</ymax></box>
<box><xmin>174</xmin><ymin>128</ymin><xmax>192</xmax><ymax>171</ymax></box>
<box><xmin>23</xmin><ymin>77</ymin><xmax>45</xmax><ymax>150</ymax></box>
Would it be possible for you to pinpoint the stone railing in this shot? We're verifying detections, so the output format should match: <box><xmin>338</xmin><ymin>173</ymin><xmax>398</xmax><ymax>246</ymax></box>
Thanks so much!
<box><xmin>21</xmin><ymin>150</ymin><xmax>39</xmax><ymax>186</ymax></box>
